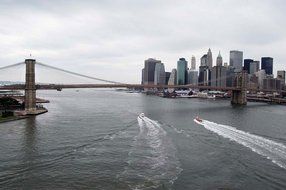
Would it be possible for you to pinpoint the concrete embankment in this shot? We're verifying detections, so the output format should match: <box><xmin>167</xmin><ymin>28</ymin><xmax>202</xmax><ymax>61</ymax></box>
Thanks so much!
<box><xmin>0</xmin><ymin>108</ymin><xmax>48</xmax><ymax>124</ymax></box>
<box><xmin>0</xmin><ymin>116</ymin><xmax>29</xmax><ymax>123</ymax></box>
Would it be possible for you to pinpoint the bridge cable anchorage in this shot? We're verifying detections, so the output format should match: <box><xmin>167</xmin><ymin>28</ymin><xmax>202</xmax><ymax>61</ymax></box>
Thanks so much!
<box><xmin>36</xmin><ymin>62</ymin><xmax>126</xmax><ymax>85</ymax></box>
<box><xmin>0</xmin><ymin>62</ymin><xmax>25</xmax><ymax>71</ymax></box>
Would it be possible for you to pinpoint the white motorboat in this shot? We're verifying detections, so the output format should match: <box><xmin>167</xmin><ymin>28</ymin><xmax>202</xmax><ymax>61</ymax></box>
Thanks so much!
<box><xmin>194</xmin><ymin>116</ymin><xmax>203</xmax><ymax>125</ymax></box>
<box><xmin>139</xmin><ymin>113</ymin><xmax>145</xmax><ymax>118</ymax></box>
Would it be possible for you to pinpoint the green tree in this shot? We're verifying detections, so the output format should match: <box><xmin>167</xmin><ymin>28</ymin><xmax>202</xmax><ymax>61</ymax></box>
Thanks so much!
<box><xmin>0</xmin><ymin>97</ymin><xmax>20</xmax><ymax>117</ymax></box>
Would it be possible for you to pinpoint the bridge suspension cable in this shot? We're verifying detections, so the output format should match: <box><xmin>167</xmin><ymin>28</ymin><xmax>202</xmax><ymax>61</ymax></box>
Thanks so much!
<box><xmin>0</xmin><ymin>62</ymin><xmax>25</xmax><ymax>71</ymax></box>
<box><xmin>36</xmin><ymin>62</ymin><xmax>124</xmax><ymax>84</ymax></box>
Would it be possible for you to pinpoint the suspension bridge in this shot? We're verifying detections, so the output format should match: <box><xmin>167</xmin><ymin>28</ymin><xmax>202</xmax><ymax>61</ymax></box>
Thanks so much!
<box><xmin>0</xmin><ymin>59</ymin><xmax>285</xmax><ymax>115</ymax></box>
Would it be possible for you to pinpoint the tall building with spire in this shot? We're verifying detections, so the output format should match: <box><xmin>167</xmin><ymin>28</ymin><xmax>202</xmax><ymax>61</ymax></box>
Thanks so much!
<box><xmin>216</xmin><ymin>51</ymin><xmax>223</xmax><ymax>66</ymax></box>
<box><xmin>207</xmin><ymin>48</ymin><xmax>213</xmax><ymax>68</ymax></box>
<box><xmin>191</xmin><ymin>56</ymin><xmax>196</xmax><ymax>70</ymax></box>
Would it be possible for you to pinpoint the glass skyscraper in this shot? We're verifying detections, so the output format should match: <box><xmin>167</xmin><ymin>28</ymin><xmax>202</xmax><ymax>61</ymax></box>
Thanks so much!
<box><xmin>261</xmin><ymin>57</ymin><xmax>273</xmax><ymax>75</ymax></box>
<box><xmin>249</xmin><ymin>61</ymin><xmax>260</xmax><ymax>74</ymax></box>
<box><xmin>143</xmin><ymin>58</ymin><xmax>161</xmax><ymax>84</ymax></box>
<box><xmin>177</xmin><ymin>58</ymin><xmax>188</xmax><ymax>85</ymax></box>
<box><xmin>243</xmin><ymin>59</ymin><xmax>253</xmax><ymax>74</ymax></box>
<box><xmin>154</xmin><ymin>62</ymin><xmax>166</xmax><ymax>85</ymax></box>
<box><xmin>230</xmin><ymin>50</ymin><xmax>243</xmax><ymax>72</ymax></box>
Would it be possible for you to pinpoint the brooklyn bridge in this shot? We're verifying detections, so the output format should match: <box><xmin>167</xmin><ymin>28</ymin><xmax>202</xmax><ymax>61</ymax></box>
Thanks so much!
<box><xmin>0</xmin><ymin>59</ymin><xmax>285</xmax><ymax>115</ymax></box>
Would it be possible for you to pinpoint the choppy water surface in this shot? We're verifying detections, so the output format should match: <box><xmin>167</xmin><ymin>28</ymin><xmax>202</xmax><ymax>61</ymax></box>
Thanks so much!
<box><xmin>0</xmin><ymin>90</ymin><xmax>286</xmax><ymax>189</ymax></box>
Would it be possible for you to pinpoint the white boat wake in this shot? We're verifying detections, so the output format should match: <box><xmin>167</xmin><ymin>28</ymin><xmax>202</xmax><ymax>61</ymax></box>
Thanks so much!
<box><xmin>118</xmin><ymin>114</ymin><xmax>182</xmax><ymax>190</ymax></box>
<box><xmin>196</xmin><ymin>119</ymin><xmax>286</xmax><ymax>169</ymax></box>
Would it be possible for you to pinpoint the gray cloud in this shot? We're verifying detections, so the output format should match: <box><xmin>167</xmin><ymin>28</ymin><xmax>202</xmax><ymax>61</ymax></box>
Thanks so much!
<box><xmin>0</xmin><ymin>0</ymin><xmax>285</xmax><ymax>83</ymax></box>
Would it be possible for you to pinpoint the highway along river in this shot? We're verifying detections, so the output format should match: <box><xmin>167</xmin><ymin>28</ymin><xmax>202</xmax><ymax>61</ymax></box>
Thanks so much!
<box><xmin>1</xmin><ymin>89</ymin><xmax>286</xmax><ymax>189</ymax></box>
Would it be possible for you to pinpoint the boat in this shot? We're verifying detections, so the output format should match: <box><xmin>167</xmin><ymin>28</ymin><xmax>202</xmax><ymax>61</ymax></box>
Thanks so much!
<box><xmin>139</xmin><ymin>113</ymin><xmax>145</xmax><ymax>118</ymax></box>
<box><xmin>194</xmin><ymin>116</ymin><xmax>203</xmax><ymax>125</ymax></box>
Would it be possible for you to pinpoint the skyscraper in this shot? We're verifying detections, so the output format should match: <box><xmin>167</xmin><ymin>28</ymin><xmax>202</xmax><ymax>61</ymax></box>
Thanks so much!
<box><xmin>216</xmin><ymin>51</ymin><xmax>223</xmax><ymax>66</ymax></box>
<box><xmin>230</xmin><ymin>50</ymin><xmax>243</xmax><ymax>72</ymax></box>
<box><xmin>177</xmin><ymin>58</ymin><xmax>188</xmax><ymax>85</ymax></box>
<box><xmin>207</xmin><ymin>48</ymin><xmax>213</xmax><ymax>68</ymax></box>
<box><xmin>255</xmin><ymin>70</ymin><xmax>266</xmax><ymax>89</ymax></box>
<box><xmin>165</xmin><ymin>72</ymin><xmax>171</xmax><ymax>85</ymax></box>
<box><xmin>261</xmin><ymin>57</ymin><xmax>273</xmax><ymax>75</ymax></box>
<box><xmin>188</xmin><ymin>70</ymin><xmax>198</xmax><ymax>85</ymax></box>
<box><xmin>143</xmin><ymin>58</ymin><xmax>161</xmax><ymax>85</ymax></box>
<box><xmin>200</xmin><ymin>54</ymin><xmax>207</xmax><ymax>67</ymax></box>
<box><xmin>243</xmin><ymin>59</ymin><xmax>253</xmax><ymax>74</ymax></box>
<box><xmin>191</xmin><ymin>56</ymin><xmax>196</xmax><ymax>70</ymax></box>
<box><xmin>199</xmin><ymin>66</ymin><xmax>210</xmax><ymax>86</ymax></box>
<box><xmin>154</xmin><ymin>62</ymin><xmax>166</xmax><ymax>85</ymax></box>
<box><xmin>226</xmin><ymin>66</ymin><xmax>235</xmax><ymax>87</ymax></box>
<box><xmin>211</xmin><ymin>66</ymin><xmax>226</xmax><ymax>87</ymax></box>
<box><xmin>168</xmin><ymin>69</ymin><xmax>177</xmax><ymax>92</ymax></box>
<box><xmin>249</xmin><ymin>61</ymin><xmax>260</xmax><ymax>74</ymax></box>
<box><xmin>141</xmin><ymin>68</ymin><xmax>145</xmax><ymax>84</ymax></box>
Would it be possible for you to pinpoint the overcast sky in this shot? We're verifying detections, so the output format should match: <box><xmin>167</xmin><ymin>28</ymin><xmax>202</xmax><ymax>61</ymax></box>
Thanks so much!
<box><xmin>0</xmin><ymin>0</ymin><xmax>285</xmax><ymax>83</ymax></box>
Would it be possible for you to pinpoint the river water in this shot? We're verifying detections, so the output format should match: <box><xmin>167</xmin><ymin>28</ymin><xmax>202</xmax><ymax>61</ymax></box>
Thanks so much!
<box><xmin>0</xmin><ymin>90</ymin><xmax>286</xmax><ymax>190</ymax></box>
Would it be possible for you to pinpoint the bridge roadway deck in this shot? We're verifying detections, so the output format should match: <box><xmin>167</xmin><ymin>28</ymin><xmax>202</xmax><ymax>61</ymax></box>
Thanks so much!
<box><xmin>0</xmin><ymin>84</ymin><xmax>285</xmax><ymax>93</ymax></box>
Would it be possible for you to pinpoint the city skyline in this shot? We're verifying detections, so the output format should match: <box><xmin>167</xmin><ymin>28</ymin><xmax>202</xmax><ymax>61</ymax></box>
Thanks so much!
<box><xmin>0</xmin><ymin>0</ymin><xmax>285</xmax><ymax>83</ymax></box>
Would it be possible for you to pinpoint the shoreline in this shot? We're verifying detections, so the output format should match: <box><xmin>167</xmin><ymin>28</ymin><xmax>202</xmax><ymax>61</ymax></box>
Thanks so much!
<box><xmin>0</xmin><ymin>115</ymin><xmax>29</xmax><ymax>123</ymax></box>
<box><xmin>0</xmin><ymin>108</ymin><xmax>48</xmax><ymax>124</ymax></box>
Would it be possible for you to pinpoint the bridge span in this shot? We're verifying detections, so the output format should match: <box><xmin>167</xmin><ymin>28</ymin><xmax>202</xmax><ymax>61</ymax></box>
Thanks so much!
<box><xmin>1</xmin><ymin>83</ymin><xmax>284</xmax><ymax>93</ymax></box>
<box><xmin>0</xmin><ymin>59</ymin><xmax>285</xmax><ymax>114</ymax></box>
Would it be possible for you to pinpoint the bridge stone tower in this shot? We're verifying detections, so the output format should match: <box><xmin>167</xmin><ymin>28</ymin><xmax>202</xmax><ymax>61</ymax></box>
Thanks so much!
<box><xmin>231</xmin><ymin>71</ymin><xmax>248</xmax><ymax>105</ymax></box>
<box><xmin>25</xmin><ymin>59</ymin><xmax>37</xmax><ymax>114</ymax></box>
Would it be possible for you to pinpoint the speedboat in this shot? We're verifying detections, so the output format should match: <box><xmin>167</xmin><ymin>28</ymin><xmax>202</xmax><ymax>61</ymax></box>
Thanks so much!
<box><xmin>139</xmin><ymin>113</ymin><xmax>145</xmax><ymax>118</ymax></box>
<box><xmin>194</xmin><ymin>116</ymin><xmax>203</xmax><ymax>125</ymax></box>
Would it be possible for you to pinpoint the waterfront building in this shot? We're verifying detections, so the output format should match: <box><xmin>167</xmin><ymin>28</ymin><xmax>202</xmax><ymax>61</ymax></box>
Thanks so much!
<box><xmin>200</xmin><ymin>54</ymin><xmax>207</xmax><ymax>67</ymax></box>
<box><xmin>165</xmin><ymin>72</ymin><xmax>171</xmax><ymax>85</ymax></box>
<box><xmin>255</xmin><ymin>70</ymin><xmax>266</xmax><ymax>89</ymax></box>
<box><xmin>199</xmin><ymin>66</ymin><xmax>210</xmax><ymax>86</ymax></box>
<box><xmin>143</xmin><ymin>58</ymin><xmax>161</xmax><ymax>85</ymax></box>
<box><xmin>168</xmin><ymin>69</ymin><xmax>177</xmax><ymax>92</ymax></box>
<box><xmin>191</xmin><ymin>56</ymin><xmax>196</xmax><ymax>70</ymax></box>
<box><xmin>211</xmin><ymin>66</ymin><xmax>226</xmax><ymax>87</ymax></box>
<box><xmin>188</xmin><ymin>70</ymin><xmax>198</xmax><ymax>85</ymax></box>
<box><xmin>249</xmin><ymin>61</ymin><xmax>260</xmax><ymax>74</ymax></box>
<box><xmin>263</xmin><ymin>77</ymin><xmax>282</xmax><ymax>91</ymax></box>
<box><xmin>177</xmin><ymin>58</ymin><xmax>188</xmax><ymax>85</ymax></box>
<box><xmin>230</xmin><ymin>50</ymin><xmax>243</xmax><ymax>72</ymax></box>
<box><xmin>154</xmin><ymin>63</ymin><xmax>166</xmax><ymax>85</ymax></box>
<box><xmin>207</xmin><ymin>48</ymin><xmax>213</xmax><ymax>68</ymax></box>
<box><xmin>261</xmin><ymin>57</ymin><xmax>273</xmax><ymax>75</ymax></box>
<box><xmin>243</xmin><ymin>59</ymin><xmax>253</xmax><ymax>74</ymax></box>
<box><xmin>277</xmin><ymin>70</ymin><xmax>286</xmax><ymax>87</ymax></box>
<box><xmin>216</xmin><ymin>51</ymin><xmax>223</xmax><ymax>66</ymax></box>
